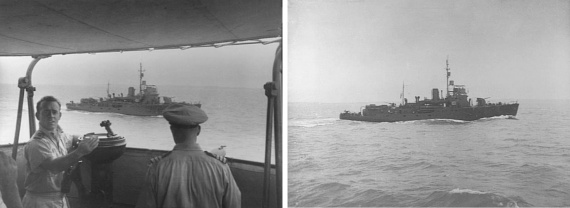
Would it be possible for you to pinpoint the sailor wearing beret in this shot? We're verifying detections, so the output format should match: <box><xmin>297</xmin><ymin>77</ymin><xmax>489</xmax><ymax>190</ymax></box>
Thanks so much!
<box><xmin>136</xmin><ymin>104</ymin><xmax>241</xmax><ymax>208</ymax></box>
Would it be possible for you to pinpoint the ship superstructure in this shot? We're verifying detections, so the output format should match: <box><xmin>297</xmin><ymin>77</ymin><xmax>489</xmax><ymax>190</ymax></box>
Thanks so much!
<box><xmin>340</xmin><ymin>59</ymin><xmax>519</xmax><ymax>122</ymax></box>
<box><xmin>66</xmin><ymin>64</ymin><xmax>200</xmax><ymax>116</ymax></box>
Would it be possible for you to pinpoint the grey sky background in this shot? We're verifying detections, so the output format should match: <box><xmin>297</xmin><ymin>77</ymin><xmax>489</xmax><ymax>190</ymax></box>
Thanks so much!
<box><xmin>0</xmin><ymin>44</ymin><xmax>278</xmax><ymax>89</ymax></box>
<box><xmin>289</xmin><ymin>0</ymin><xmax>569</xmax><ymax>103</ymax></box>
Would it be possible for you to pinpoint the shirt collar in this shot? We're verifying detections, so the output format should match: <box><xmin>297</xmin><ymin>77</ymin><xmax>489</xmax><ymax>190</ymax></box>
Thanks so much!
<box><xmin>173</xmin><ymin>143</ymin><xmax>202</xmax><ymax>151</ymax></box>
<box><xmin>38</xmin><ymin>125</ymin><xmax>63</xmax><ymax>136</ymax></box>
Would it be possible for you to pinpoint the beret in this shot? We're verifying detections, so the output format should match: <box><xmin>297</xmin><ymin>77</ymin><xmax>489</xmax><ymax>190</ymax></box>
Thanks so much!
<box><xmin>163</xmin><ymin>104</ymin><xmax>208</xmax><ymax>126</ymax></box>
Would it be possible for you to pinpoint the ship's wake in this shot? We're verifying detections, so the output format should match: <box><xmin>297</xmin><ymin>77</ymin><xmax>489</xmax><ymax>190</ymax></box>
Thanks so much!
<box><xmin>414</xmin><ymin>188</ymin><xmax>533</xmax><ymax>207</ymax></box>
<box><xmin>479</xmin><ymin>115</ymin><xmax>518</xmax><ymax>121</ymax></box>
<box><xmin>407</xmin><ymin>116</ymin><xmax>518</xmax><ymax>125</ymax></box>
<box><xmin>289</xmin><ymin>118</ymin><xmax>337</xmax><ymax>128</ymax></box>
<box><xmin>412</xmin><ymin>119</ymin><xmax>471</xmax><ymax>125</ymax></box>
<box><xmin>506</xmin><ymin>115</ymin><xmax>518</xmax><ymax>120</ymax></box>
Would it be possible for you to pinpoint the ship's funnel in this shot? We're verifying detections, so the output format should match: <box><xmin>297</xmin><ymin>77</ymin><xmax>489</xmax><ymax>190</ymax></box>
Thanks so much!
<box><xmin>128</xmin><ymin>87</ymin><xmax>135</xmax><ymax>97</ymax></box>
<box><xmin>432</xmin><ymin>88</ymin><xmax>440</xmax><ymax>100</ymax></box>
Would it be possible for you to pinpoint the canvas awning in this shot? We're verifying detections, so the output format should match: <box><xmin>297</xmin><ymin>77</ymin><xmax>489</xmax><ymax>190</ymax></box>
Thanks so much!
<box><xmin>0</xmin><ymin>0</ymin><xmax>282</xmax><ymax>57</ymax></box>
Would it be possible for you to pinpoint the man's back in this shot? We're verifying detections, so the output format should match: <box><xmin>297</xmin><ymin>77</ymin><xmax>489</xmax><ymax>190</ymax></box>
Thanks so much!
<box><xmin>136</xmin><ymin>143</ymin><xmax>241</xmax><ymax>208</ymax></box>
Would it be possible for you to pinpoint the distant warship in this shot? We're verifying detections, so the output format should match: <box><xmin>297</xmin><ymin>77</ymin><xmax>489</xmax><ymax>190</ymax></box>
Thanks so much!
<box><xmin>340</xmin><ymin>59</ymin><xmax>519</xmax><ymax>122</ymax></box>
<box><xmin>66</xmin><ymin>64</ymin><xmax>200</xmax><ymax>116</ymax></box>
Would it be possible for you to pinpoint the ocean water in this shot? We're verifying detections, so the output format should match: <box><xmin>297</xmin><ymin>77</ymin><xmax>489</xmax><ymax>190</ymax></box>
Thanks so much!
<box><xmin>289</xmin><ymin>100</ymin><xmax>570</xmax><ymax>207</ymax></box>
<box><xmin>0</xmin><ymin>83</ymin><xmax>273</xmax><ymax>163</ymax></box>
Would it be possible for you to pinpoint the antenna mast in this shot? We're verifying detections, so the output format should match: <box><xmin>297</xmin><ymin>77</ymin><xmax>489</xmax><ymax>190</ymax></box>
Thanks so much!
<box><xmin>445</xmin><ymin>57</ymin><xmax>450</xmax><ymax>98</ymax></box>
<box><xmin>139</xmin><ymin>63</ymin><xmax>145</xmax><ymax>96</ymax></box>
<box><xmin>401</xmin><ymin>81</ymin><xmax>405</xmax><ymax>106</ymax></box>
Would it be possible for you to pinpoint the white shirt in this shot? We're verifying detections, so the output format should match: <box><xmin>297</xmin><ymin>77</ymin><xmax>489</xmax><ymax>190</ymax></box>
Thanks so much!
<box><xmin>0</xmin><ymin>190</ymin><xmax>6</xmax><ymax>208</ymax></box>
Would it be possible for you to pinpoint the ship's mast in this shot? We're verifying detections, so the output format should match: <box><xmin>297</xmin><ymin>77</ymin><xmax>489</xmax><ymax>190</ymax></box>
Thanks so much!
<box><xmin>400</xmin><ymin>81</ymin><xmax>405</xmax><ymax>106</ymax></box>
<box><xmin>445</xmin><ymin>57</ymin><xmax>450</xmax><ymax>98</ymax></box>
<box><xmin>139</xmin><ymin>63</ymin><xmax>145</xmax><ymax>96</ymax></box>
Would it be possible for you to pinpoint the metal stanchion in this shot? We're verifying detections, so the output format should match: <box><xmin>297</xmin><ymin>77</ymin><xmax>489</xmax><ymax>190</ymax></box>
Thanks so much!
<box><xmin>262</xmin><ymin>82</ymin><xmax>275</xmax><ymax>208</ymax></box>
<box><xmin>262</xmin><ymin>42</ymin><xmax>282</xmax><ymax>208</ymax></box>
<box><xmin>11</xmin><ymin>56</ymin><xmax>49</xmax><ymax>159</ymax></box>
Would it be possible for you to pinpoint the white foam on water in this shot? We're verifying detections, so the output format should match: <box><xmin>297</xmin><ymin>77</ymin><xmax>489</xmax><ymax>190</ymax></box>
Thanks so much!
<box><xmin>449</xmin><ymin>188</ymin><xmax>488</xmax><ymax>194</ymax></box>
<box><xmin>431</xmin><ymin>119</ymin><xmax>470</xmax><ymax>123</ymax></box>
<box><xmin>290</xmin><ymin>118</ymin><xmax>337</xmax><ymax>128</ymax></box>
<box><xmin>479</xmin><ymin>115</ymin><xmax>515</xmax><ymax>120</ymax></box>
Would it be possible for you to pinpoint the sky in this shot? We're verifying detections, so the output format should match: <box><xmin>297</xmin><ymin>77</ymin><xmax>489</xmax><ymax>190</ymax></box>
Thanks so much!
<box><xmin>0</xmin><ymin>43</ymin><xmax>279</xmax><ymax>89</ymax></box>
<box><xmin>289</xmin><ymin>0</ymin><xmax>570</xmax><ymax>103</ymax></box>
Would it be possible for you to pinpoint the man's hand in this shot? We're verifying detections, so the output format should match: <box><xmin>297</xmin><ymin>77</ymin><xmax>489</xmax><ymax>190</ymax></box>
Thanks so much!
<box><xmin>210</xmin><ymin>146</ymin><xmax>226</xmax><ymax>157</ymax></box>
<box><xmin>0</xmin><ymin>151</ymin><xmax>17</xmax><ymax>186</ymax></box>
<box><xmin>76</xmin><ymin>135</ymin><xmax>99</xmax><ymax>156</ymax></box>
<box><xmin>40</xmin><ymin>135</ymin><xmax>99</xmax><ymax>173</ymax></box>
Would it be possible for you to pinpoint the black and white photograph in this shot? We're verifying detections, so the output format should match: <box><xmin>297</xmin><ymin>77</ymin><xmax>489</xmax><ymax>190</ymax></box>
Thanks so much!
<box><xmin>289</xmin><ymin>0</ymin><xmax>569</xmax><ymax>207</ymax></box>
<box><xmin>1</xmin><ymin>0</ymin><xmax>570</xmax><ymax>207</ymax></box>
<box><xmin>0</xmin><ymin>1</ymin><xmax>282</xmax><ymax>207</ymax></box>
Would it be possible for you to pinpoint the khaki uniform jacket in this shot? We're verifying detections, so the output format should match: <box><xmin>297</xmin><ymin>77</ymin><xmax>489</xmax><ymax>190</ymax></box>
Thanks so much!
<box><xmin>136</xmin><ymin>143</ymin><xmax>241</xmax><ymax>208</ymax></box>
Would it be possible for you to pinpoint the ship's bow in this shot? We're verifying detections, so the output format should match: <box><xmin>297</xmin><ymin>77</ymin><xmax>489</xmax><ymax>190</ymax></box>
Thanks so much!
<box><xmin>502</xmin><ymin>103</ymin><xmax>519</xmax><ymax>116</ymax></box>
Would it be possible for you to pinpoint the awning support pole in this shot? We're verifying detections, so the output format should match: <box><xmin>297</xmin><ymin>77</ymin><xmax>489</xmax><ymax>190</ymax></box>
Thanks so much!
<box><xmin>12</xmin><ymin>56</ymin><xmax>49</xmax><ymax>159</ymax></box>
<box><xmin>262</xmin><ymin>82</ymin><xmax>275</xmax><ymax>208</ymax></box>
<box><xmin>12</xmin><ymin>85</ymin><xmax>25</xmax><ymax>160</ymax></box>
<box><xmin>273</xmin><ymin>43</ymin><xmax>283</xmax><ymax>208</ymax></box>
<box><xmin>262</xmin><ymin>42</ymin><xmax>282</xmax><ymax>208</ymax></box>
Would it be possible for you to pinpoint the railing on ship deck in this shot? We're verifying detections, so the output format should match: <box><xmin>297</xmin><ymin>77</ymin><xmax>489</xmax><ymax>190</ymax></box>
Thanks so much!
<box><xmin>0</xmin><ymin>144</ymin><xmax>278</xmax><ymax>208</ymax></box>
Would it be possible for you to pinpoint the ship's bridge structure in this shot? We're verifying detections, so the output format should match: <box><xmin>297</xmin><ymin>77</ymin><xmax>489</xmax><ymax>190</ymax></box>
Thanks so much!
<box><xmin>403</xmin><ymin>82</ymin><xmax>471</xmax><ymax>109</ymax></box>
<box><xmin>446</xmin><ymin>81</ymin><xmax>471</xmax><ymax>107</ymax></box>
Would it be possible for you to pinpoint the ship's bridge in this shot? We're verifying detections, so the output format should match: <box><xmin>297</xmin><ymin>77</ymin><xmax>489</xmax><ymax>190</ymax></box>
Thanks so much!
<box><xmin>145</xmin><ymin>85</ymin><xmax>158</xmax><ymax>95</ymax></box>
<box><xmin>448</xmin><ymin>84</ymin><xmax>471</xmax><ymax>107</ymax></box>
<box><xmin>452</xmin><ymin>85</ymin><xmax>468</xmax><ymax>96</ymax></box>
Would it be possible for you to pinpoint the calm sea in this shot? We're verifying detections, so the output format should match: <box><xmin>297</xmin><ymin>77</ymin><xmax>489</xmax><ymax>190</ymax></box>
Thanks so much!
<box><xmin>289</xmin><ymin>100</ymin><xmax>570</xmax><ymax>207</ymax></box>
<box><xmin>0</xmin><ymin>83</ymin><xmax>273</xmax><ymax>163</ymax></box>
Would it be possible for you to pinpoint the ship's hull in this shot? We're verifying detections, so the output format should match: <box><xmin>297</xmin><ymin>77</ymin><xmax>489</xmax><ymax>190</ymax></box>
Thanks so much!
<box><xmin>340</xmin><ymin>103</ymin><xmax>519</xmax><ymax>122</ymax></box>
<box><xmin>66</xmin><ymin>102</ymin><xmax>201</xmax><ymax>116</ymax></box>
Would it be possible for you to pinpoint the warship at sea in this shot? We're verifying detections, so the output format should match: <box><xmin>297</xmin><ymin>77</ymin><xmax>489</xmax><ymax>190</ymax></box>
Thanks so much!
<box><xmin>340</xmin><ymin>59</ymin><xmax>519</xmax><ymax>122</ymax></box>
<box><xmin>66</xmin><ymin>64</ymin><xmax>201</xmax><ymax>116</ymax></box>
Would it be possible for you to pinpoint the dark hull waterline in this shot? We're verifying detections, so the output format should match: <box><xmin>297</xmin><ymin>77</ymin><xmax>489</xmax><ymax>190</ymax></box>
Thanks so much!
<box><xmin>340</xmin><ymin>103</ymin><xmax>519</xmax><ymax>123</ymax></box>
